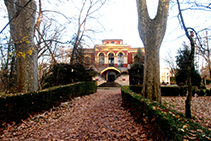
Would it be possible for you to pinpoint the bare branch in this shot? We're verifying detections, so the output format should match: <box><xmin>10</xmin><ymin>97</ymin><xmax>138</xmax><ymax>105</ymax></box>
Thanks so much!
<box><xmin>1</xmin><ymin>0</ymin><xmax>33</xmax><ymax>34</ymax></box>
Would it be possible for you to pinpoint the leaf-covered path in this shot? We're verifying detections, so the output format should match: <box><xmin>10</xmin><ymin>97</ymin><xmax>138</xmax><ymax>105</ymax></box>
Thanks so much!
<box><xmin>1</xmin><ymin>88</ymin><xmax>150</xmax><ymax>140</ymax></box>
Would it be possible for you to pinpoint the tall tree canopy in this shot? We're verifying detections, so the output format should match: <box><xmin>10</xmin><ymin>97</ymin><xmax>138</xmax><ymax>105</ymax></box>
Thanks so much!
<box><xmin>136</xmin><ymin>0</ymin><xmax>170</xmax><ymax>103</ymax></box>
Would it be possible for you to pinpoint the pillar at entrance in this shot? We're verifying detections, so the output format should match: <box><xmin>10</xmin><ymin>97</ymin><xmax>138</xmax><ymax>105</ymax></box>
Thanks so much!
<box><xmin>114</xmin><ymin>56</ymin><xmax>117</xmax><ymax>64</ymax></box>
<box><xmin>105</xmin><ymin>55</ymin><xmax>108</xmax><ymax>64</ymax></box>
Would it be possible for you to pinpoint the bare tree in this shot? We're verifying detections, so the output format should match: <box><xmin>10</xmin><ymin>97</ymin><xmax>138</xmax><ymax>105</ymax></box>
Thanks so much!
<box><xmin>176</xmin><ymin>0</ymin><xmax>204</xmax><ymax>118</ymax></box>
<box><xmin>136</xmin><ymin>0</ymin><xmax>170</xmax><ymax>103</ymax></box>
<box><xmin>34</xmin><ymin>0</ymin><xmax>67</xmax><ymax>64</ymax></box>
<box><xmin>70</xmin><ymin>0</ymin><xmax>107</xmax><ymax>63</ymax></box>
<box><xmin>0</xmin><ymin>35</ymin><xmax>16</xmax><ymax>92</ymax></box>
<box><xmin>163</xmin><ymin>49</ymin><xmax>177</xmax><ymax>77</ymax></box>
<box><xmin>195</xmin><ymin>30</ymin><xmax>211</xmax><ymax>79</ymax></box>
<box><xmin>4</xmin><ymin>0</ymin><xmax>38</xmax><ymax>93</ymax></box>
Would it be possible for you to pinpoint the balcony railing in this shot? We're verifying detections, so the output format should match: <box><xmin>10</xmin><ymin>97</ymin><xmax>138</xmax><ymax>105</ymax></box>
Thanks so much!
<box><xmin>118</xmin><ymin>64</ymin><xmax>124</xmax><ymax>67</ymax></box>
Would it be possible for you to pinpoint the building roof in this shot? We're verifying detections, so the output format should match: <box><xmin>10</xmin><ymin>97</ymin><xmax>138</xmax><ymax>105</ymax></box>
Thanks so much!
<box><xmin>102</xmin><ymin>39</ymin><xmax>123</xmax><ymax>42</ymax></box>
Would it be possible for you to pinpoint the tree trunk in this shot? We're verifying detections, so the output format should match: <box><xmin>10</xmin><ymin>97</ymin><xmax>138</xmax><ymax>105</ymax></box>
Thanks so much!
<box><xmin>142</xmin><ymin>42</ymin><xmax>161</xmax><ymax>102</ymax></box>
<box><xmin>185</xmin><ymin>65</ymin><xmax>192</xmax><ymax>118</ymax></box>
<box><xmin>136</xmin><ymin>0</ymin><xmax>170</xmax><ymax>103</ymax></box>
<box><xmin>176</xmin><ymin>0</ymin><xmax>195</xmax><ymax>118</ymax></box>
<box><xmin>208</xmin><ymin>60</ymin><xmax>211</xmax><ymax>80</ymax></box>
<box><xmin>4</xmin><ymin>0</ymin><xmax>38</xmax><ymax>93</ymax></box>
<box><xmin>185</xmin><ymin>44</ymin><xmax>195</xmax><ymax>118</ymax></box>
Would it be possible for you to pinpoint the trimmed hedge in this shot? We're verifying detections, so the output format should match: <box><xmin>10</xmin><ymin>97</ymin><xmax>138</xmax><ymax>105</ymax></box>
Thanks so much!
<box><xmin>130</xmin><ymin>85</ymin><xmax>211</xmax><ymax>96</ymax></box>
<box><xmin>121</xmin><ymin>86</ymin><xmax>211</xmax><ymax>140</ymax></box>
<box><xmin>130</xmin><ymin>85</ymin><xmax>186</xmax><ymax>96</ymax></box>
<box><xmin>206</xmin><ymin>89</ymin><xmax>211</xmax><ymax>96</ymax></box>
<box><xmin>0</xmin><ymin>81</ymin><xmax>97</xmax><ymax>124</ymax></box>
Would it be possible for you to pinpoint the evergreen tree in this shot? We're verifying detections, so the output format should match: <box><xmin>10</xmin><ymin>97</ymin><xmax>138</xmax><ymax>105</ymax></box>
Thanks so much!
<box><xmin>134</xmin><ymin>48</ymin><xmax>144</xmax><ymax>64</ymax></box>
<box><xmin>175</xmin><ymin>44</ymin><xmax>201</xmax><ymax>87</ymax></box>
<box><xmin>129</xmin><ymin>48</ymin><xmax>144</xmax><ymax>85</ymax></box>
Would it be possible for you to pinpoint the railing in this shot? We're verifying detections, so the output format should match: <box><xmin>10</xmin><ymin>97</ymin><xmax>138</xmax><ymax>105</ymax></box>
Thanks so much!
<box><xmin>118</xmin><ymin>64</ymin><xmax>124</xmax><ymax>67</ymax></box>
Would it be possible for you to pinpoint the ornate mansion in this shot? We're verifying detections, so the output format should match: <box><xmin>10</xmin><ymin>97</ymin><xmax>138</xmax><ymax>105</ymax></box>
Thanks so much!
<box><xmin>84</xmin><ymin>39</ymin><xmax>170</xmax><ymax>86</ymax></box>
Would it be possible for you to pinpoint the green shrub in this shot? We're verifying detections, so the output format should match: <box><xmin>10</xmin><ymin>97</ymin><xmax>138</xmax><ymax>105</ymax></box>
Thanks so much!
<box><xmin>161</xmin><ymin>86</ymin><xmax>180</xmax><ymax>96</ymax></box>
<box><xmin>130</xmin><ymin>85</ymin><xmax>142</xmax><ymax>94</ymax></box>
<box><xmin>129</xmin><ymin>62</ymin><xmax>144</xmax><ymax>85</ymax></box>
<box><xmin>205</xmin><ymin>89</ymin><xmax>209</xmax><ymax>96</ymax></box>
<box><xmin>0</xmin><ymin>81</ymin><xmax>97</xmax><ymax>124</ymax></box>
<box><xmin>206</xmin><ymin>79</ymin><xmax>211</xmax><ymax>85</ymax></box>
<box><xmin>130</xmin><ymin>85</ymin><xmax>186</xmax><ymax>96</ymax></box>
<box><xmin>121</xmin><ymin>86</ymin><xmax>211</xmax><ymax>140</ymax></box>
<box><xmin>198</xmin><ymin>89</ymin><xmax>205</xmax><ymax>96</ymax></box>
<box><xmin>207</xmin><ymin>89</ymin><xmax>211</xmax><ymax>96</ymax></box>
<box><xmin>41</xmin><ymin>63</ymin><xmax>97</xmax><ymax>89</ymax></box>
<box><xmin>199</xmin><ymin>84</ymin><xmax>206</xmax><ymax>89</ymax></box>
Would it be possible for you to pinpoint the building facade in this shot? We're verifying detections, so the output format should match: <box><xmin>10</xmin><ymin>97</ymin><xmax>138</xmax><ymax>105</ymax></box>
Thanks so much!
<box><xmin>84</xmin><ymin>39</ymin><xmax>170</xmax><ymax>86</ymax></box>
<box><xmin>84</xmin><ymin>39</ymin><xmax>142</xmax><ymax>84</ymax></box>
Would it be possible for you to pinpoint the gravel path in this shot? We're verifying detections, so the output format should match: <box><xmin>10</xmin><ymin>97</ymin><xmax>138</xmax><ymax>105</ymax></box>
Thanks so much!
<box><xmin>1</xmin><ymin>88</ymin><xmax>150</xmax><ymax>140</ymax></box>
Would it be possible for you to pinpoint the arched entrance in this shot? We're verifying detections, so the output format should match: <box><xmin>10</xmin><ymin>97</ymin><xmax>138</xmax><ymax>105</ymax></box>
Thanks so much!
<box><xmin>108</xmin><ymin>71</ymin><xmax>115</xmax><ymax>81</ymax></box>
<box><xmin>100</xmin><ymin>67</ymin><xmax>121</xmax><ymax>81</ymax></box>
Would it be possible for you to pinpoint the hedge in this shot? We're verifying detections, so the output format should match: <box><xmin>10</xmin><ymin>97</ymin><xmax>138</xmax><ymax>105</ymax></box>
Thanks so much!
<box><xmin>0</xmin><ymin>81</ymin><xmax>97</xmax><ymax>124</ymax></box>
<box><xmin>130</xmin><ymin>85</ymin><xmax>186</xmax><ymax>96</ymax></box>
<box><xmin>121</xmin><ymin>86</ymin><xmax>211</xmax><ymax>140</ymax></box>
<box><xmin>130</xmin><ymin>85</ymin><xmax>211</xmax><ymax>96</ymax></box>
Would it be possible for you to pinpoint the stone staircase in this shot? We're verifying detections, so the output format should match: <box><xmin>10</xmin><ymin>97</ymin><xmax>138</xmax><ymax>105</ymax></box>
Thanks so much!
<box><xmin>98</xmin><ymin>81</ymin><xmax>122</xmax><ymax>87</ymax></box>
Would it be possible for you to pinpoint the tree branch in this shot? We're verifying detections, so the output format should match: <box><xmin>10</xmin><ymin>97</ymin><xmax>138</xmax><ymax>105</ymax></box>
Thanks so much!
<box><xmin>1</xmin><ymin>0</ymin><xmax>33</xmax><ymax>34</ymax></box>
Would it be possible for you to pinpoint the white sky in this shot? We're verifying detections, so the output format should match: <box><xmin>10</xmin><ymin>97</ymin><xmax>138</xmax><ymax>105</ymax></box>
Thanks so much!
<box><xmin>95</xmin><ymin>0</ymin><xmax>211</xmax><ymax>68</ymax></box>
<box><xmin>0</xmin><ymin>0</ymin><xmax>210</xmax><ymax>68</ymax></box>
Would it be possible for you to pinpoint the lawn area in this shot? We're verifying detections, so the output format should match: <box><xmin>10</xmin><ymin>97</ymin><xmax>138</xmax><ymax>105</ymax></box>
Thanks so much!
<box><xmin>162</xmin><ymin>96</ymin><xmax>211</xmax><ymax>130</ymax></box>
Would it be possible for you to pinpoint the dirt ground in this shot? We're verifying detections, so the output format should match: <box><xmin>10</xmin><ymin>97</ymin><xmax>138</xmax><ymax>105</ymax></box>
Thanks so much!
<box><xmin>162</xmin><ymin>96</ymin><xmax>211</xmax><ymax>129</ymax></box>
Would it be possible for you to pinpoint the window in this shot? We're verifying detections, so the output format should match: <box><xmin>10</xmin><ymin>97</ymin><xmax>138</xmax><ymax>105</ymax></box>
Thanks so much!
<box><xmin>99</xmin><ymin>53</ymin><xmax>104</xmax><ymax>67</ymax></box>
<box><xmin>118</xmin><ymin>53</ymin><xmax>124</xmax><ymax>67</ymax></box>
<box><xmin>108</xmin><ymin>53</ymin><xmax>114</xmax><ymax>66</ymax></box>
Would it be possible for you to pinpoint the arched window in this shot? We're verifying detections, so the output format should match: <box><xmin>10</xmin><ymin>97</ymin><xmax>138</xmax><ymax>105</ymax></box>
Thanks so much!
<box><xmin>108</xmin><ymin>53</ymin><xmax>114</xmax><ymax>66</ymax></box>
<box><xmin>99</xmin><ymin>53</ymin><xmax>104</xmax><ymax>67</ymax></box>
<box><xmin>118</xmin><ymin>53</ymin><xmax>124</xmax><ymax>67</ymax></box>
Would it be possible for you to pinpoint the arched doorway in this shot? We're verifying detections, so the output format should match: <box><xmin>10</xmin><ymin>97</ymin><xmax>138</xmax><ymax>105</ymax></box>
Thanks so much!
<box><xmin>100</xmin><ymin>67</ymin><xmax>121</xmax><ymax>81</ymax></box>
<box><xmin>108</xmin><ymin>71</ymin><xmax>115</xmax><ymax>81</ymax></box>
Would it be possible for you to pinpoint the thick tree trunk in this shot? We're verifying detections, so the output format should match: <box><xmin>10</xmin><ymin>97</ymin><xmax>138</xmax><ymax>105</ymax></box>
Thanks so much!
<box><xmin>4</xmin><ymin>0</ymin><xmax>38</xmax><ymax>93</ymax></box>
<box><xmin>142</xmin><ymin>42</ymin><xmax>161</xmax><ymax>102</ymax></box>
<box><xmin>136</xmin><ymin>0</ymin><xmax>170</xmax><ymax>103</ymax></box>
<box><xmin>209</xmin><ymin>62</ymin><xmax>211</xmax><ymax>80</ymax></box>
